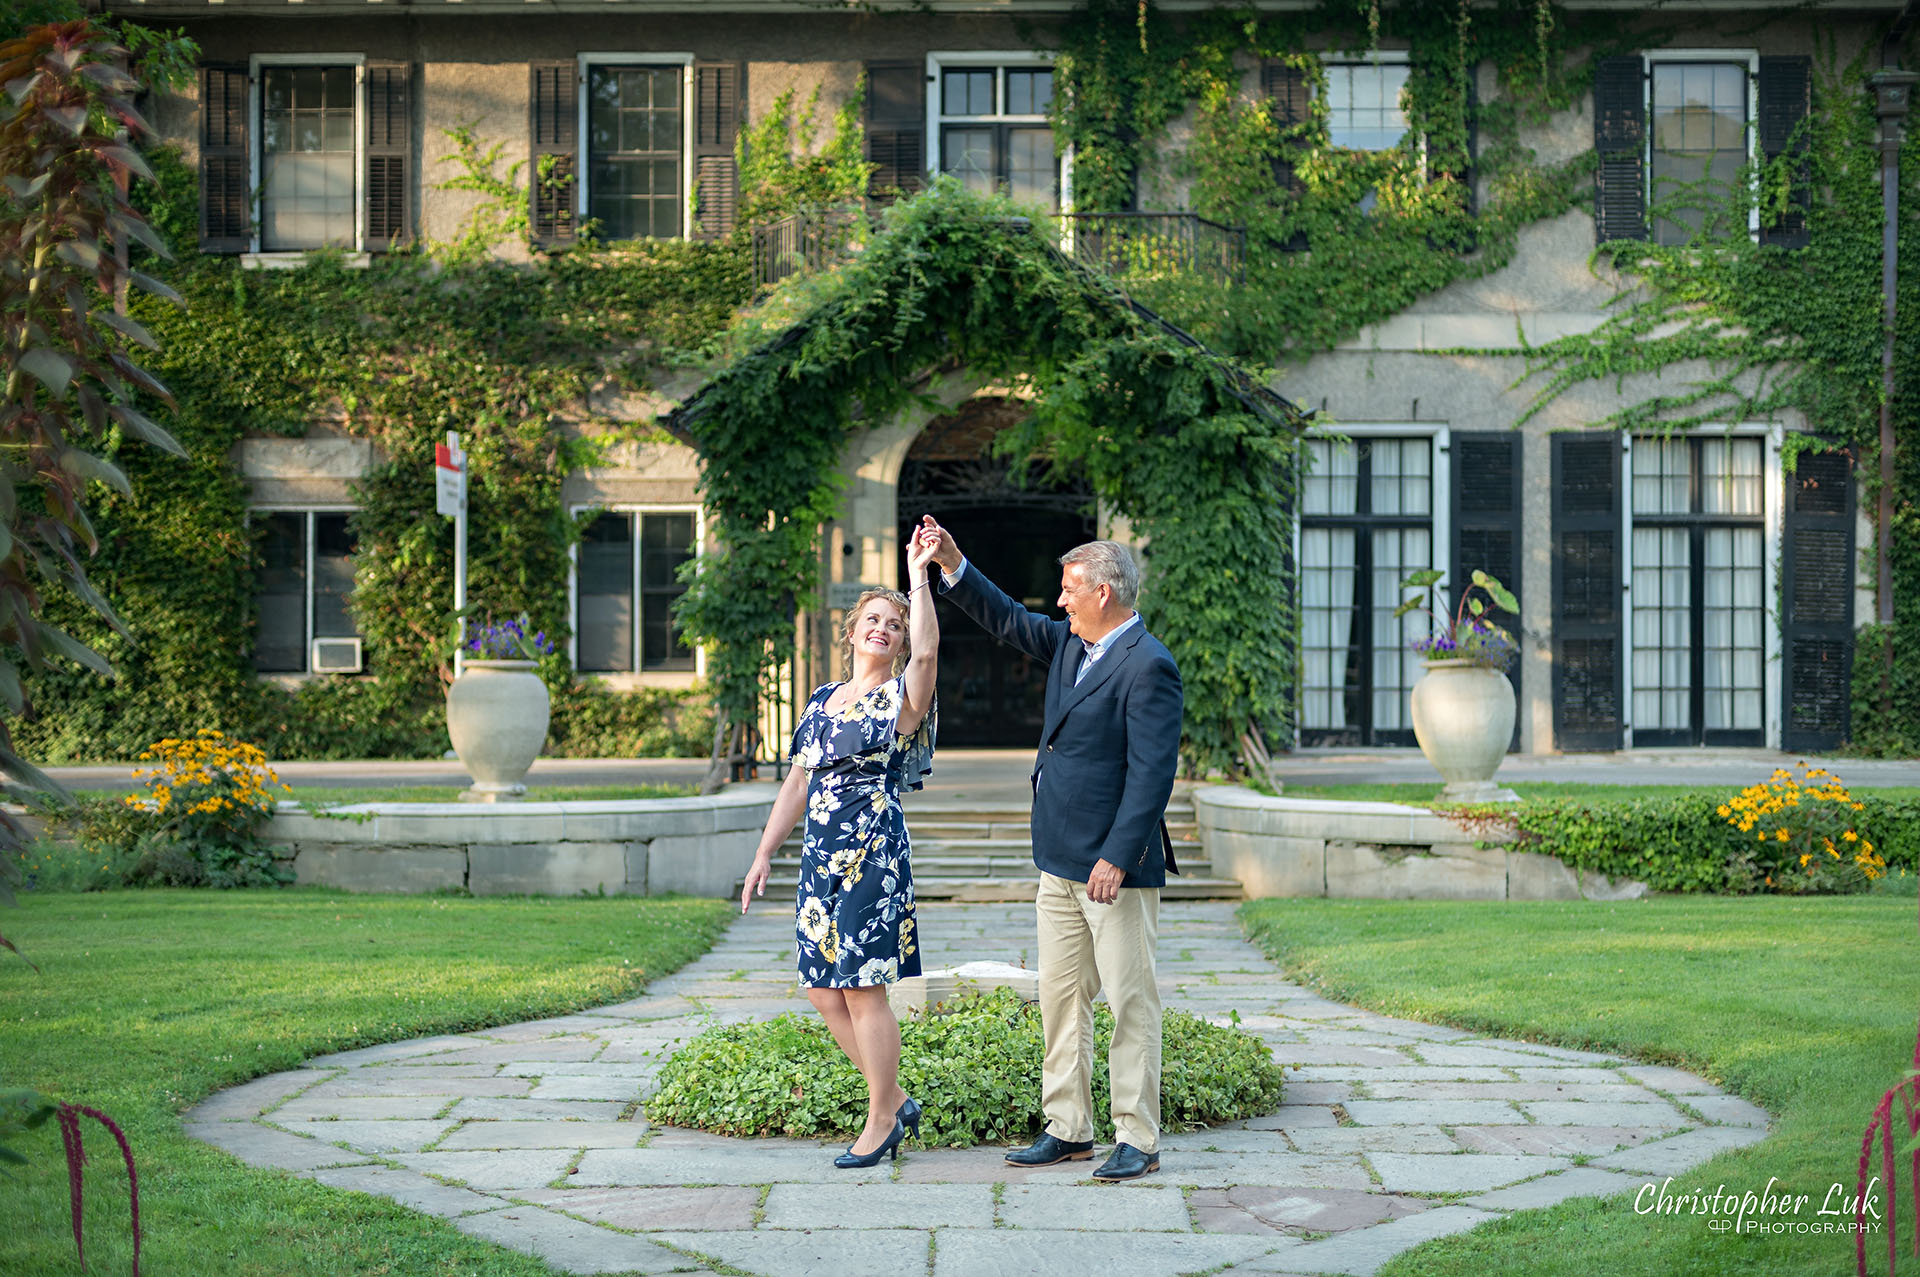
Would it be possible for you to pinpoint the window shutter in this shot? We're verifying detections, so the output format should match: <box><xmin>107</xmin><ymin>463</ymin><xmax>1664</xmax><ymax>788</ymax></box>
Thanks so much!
<box><xmin>1781</xmin><ymin>447</ymin><xmax>1855</xmax><ymax>750</ymax></box>
<box><xmin>1758</xmin><ymin>55</ymin><xmax>1812</xmax><ymax>250</ymax></box>
<box><xmin>1551</xmin><ymin>433</ymin><xmax>1624</xmax><ymax>750</ymax></box>
<box><xmin>529</xmin><ymin>61</ymin><xmax>577</xmax><ymax>247</ymax></box>
<box><xmin>1452</xmin><ymin>432</ymin><xmax>1522</xmax><ymax>750</ymax></box>
<box><xmin>865</xmin><ymin>61</ymin><xmax>926</xmax><ymax>201</ymax></box>
<box><xmin>1262</xmin><ymin>60</ymin><xmax>1312</xmax><ymax>253</ymax></box>
<box><xmin>1592</xmin><ymin>55</ymin><xmax>1646</xmax><ymax>244</ymax></box>
<box><xmin>365</xmin><ymin>62</ymin><xmax>411</xmax><ymax>248</ymax></box>
<box><xmin>692</xmin><ymin>61</ymin><xmax>743</xmax><ymax>239</ymax></box>
<box><xmin>198</xmin><ymin>63</ymin><xmax>251</xmax><ymax>253</ymax></box>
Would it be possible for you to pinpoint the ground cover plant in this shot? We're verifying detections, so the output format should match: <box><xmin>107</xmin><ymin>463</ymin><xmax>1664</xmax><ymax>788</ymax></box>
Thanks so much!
<box><xmin>648</xmin><ymin>985</ymin><xmax>1286</xmax><ymax>1147</ymax></box>
<box><xmin>0</xmin><ymin>890</ymin><xmax>730</xmax><ymax>1274</ymax></box>
<box><xmin>1241</xmin><ymin>893</ymin><xmax>1920</xmax><ymax>1277</ymax></box>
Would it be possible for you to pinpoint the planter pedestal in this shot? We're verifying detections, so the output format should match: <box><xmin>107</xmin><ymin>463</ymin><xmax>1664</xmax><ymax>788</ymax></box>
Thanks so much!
<box><xmin>446</xmin><ymin>660</ymin><xmax>551</xmax><ymax>802</ymax></box>
<box><xmin>1409</xmin><ymin>659</ymin><xmax>1519</xmax><ymax>804</ymax></box>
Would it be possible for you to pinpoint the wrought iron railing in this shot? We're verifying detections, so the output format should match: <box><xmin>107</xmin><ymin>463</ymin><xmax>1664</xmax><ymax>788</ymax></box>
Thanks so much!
<box><xmin>749</xmin><ymin>206</ymin><xmax>866</xmax><ymax>288</ymax></box>
<box><xmin>1061</xmin><ymin>211</ymin><xmax>1246</xmax><ymax>285</ymax></box>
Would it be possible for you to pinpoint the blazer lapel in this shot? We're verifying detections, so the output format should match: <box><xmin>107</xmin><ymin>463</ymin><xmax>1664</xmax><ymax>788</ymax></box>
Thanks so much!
<box><xmin>1045</xmin><ymin>623</ymin><xmax>1146</xmax><ymax>742</ymax></box>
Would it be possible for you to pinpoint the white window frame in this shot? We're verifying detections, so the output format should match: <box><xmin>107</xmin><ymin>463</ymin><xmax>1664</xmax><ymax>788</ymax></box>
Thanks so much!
<box><xmin>247</xmin><ymin>504</ymin><xmax>360</xmax><ymax>677</ymax></box>
<box><xmin>1641</xmin><ymin>49</ymin><xmax>1762</xmax><ymax>241</ymax></box>
<box><xmin>248</xmin><ymin>53</ymin><xmax>367</xmax><ymax>258</ymax></box>
<box><xmin>1291</xmin><ymin>423</ymin><xmax>1450</xmax><ymax>746</ymax></box>
<box><xmin>567</xmin><ymin>504</ymin><xmax>706</xmax><ymax>682</ymax></box>
<box><xmin>575</xmin><ymin>52</ymin><xmax>697</xmax><ymax>242</ymax></box>
<box><xmin>1320</xmin><ymin>48</ymin><xmax>1423</xmax><ymax>165</ymax></box>
<box><xmin>1619</xmin><ymin>423</ymin><xmax>1782</xmax><ymax>749</ymax></box>
<box><xmin>927</xmin><ymin>51</ymin><xmax>1074</xmax><ymax>212</ymax></box>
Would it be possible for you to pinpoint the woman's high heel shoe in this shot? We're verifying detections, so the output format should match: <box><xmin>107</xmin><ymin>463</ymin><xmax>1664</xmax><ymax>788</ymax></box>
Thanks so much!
<box><xmin>834</xmin><ymin>1117</ymin><xmax>905</xmax><ymax>1169</ymax></box>
<box><xmin>897</xmin><ymin>1096</ymin><xmax>922</xmax><ymax>1141</ymax></box>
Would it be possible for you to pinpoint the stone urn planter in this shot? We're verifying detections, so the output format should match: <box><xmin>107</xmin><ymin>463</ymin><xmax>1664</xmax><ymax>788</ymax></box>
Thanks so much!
<box><xmin>1409</xmin><ymin>659</ymin><xmax>1519</xmax><ymax>803</ymax></box>
<box><xmin>446</xmin><ymin>659</ymin><xmax>550</xmax><ymax>801</ymax></box>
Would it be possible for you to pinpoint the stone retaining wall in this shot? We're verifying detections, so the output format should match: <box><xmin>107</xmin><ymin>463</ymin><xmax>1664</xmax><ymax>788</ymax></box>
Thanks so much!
<box><xmin>1192</xmin><ymin>786</ymin><xmax>1646</xmax><ymax>901</ymax></box>
<box><xmin>265</xmin><ymin>790</ymin><xmax>775</xmax><ymax>897</ymax></box>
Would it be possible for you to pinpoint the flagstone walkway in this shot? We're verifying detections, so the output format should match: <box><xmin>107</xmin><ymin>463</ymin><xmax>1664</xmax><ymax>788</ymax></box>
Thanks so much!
<box><xmin>184</xmin><ymin>902</ymin><xmax>1768</xmax><ymax>1276</ymax></box>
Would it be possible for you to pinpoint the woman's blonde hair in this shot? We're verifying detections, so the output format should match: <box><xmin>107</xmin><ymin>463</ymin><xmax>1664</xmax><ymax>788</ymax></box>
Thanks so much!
<box><xmin>841</xmin><ymin>587</ymin><xmax>912</xmax><ymax>677</ymax></box>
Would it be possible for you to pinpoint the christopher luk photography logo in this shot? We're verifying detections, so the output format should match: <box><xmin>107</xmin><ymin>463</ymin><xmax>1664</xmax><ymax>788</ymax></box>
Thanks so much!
<box><xmin>1635</xmin><ymin>1175</ymin><xmax>1885</xmax><ymax>1236</ymax></box>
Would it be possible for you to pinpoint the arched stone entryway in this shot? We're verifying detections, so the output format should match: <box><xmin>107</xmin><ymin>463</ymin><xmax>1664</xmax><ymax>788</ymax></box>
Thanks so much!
<box><xmin>896</xmin><ymin>396</ymin><xmax>1094</xmax><ymax>746</ymax></box>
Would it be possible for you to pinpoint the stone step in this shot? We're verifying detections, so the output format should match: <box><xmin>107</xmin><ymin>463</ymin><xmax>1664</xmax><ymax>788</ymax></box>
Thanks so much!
<box><xmin>754</xmin><ymin>875</ymin><xmax>1243</xmax><ymax>902</ymax></box>
<box><xmin>762</xmin><ymin>855</ymin><xmax>1220</xmax><ymax>879</ymax></box>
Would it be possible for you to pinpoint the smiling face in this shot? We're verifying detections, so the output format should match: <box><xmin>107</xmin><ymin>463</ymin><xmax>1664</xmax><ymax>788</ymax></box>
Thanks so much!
<box><xmin>841</xmin><ymin>589</ymin><xmax>911</xmax><ymax>676</ymax></box>
<box><xmin>1056</xmin><ymin>562</ymin><xmax>1111</xmax><ymax>641</ymax></box>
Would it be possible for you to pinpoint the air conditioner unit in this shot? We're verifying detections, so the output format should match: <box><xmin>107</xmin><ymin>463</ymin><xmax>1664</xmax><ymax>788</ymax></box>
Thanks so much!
<box><xmin>310</xmin><ymin>637</ymin><xmax>364</xmax><ymax>674</ymax></box>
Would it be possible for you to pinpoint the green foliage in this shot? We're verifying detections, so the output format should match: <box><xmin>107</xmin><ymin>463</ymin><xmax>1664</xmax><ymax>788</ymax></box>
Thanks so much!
<box><xmin>735</xmin><ymin>82</ymin><xmax>872</xmax><ymax>228</ymax></box>
<box><xmin>647</xmin><ymin>986</ymin><xmax>1287</xmax><ymax>1146</ymax></box>
<box><xmin>672</xmin><ymin>179</ymin><xmax>1303</xmax><ymax>773</ymax></box>
<box><xmin>431</xmin><ymin>124</ymin><xmax>532</xmax><ymax>262</ymax></box>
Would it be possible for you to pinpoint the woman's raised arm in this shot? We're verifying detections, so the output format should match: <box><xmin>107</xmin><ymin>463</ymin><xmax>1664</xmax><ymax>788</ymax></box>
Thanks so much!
<box><xmin>898</xmin><ymin>528</ymin><xmax>941</xmax><ymax>735</ymax></box>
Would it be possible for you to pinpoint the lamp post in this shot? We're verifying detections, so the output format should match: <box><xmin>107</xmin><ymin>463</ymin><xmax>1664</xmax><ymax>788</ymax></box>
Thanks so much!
<box><xmin>1870</xmin><ymin>69</ymin><xmax>1917</xmax><ymax>707</ymax></box>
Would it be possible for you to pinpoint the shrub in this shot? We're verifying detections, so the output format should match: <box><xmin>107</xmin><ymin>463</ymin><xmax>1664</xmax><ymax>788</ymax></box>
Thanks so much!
<box><xmin>647</xmin><ymin>986</ymin><xmax>1287</xmax><ymax>1147</ymax></box>
<box><xmin>1718</xmin><ymin>765</ymin><xmax>1884</xmax><ymax>893</ymax></box>
<box><xmin>28</xmin><ymin>731</ymin><xmax>291</xmax><ymax>889</ymax></box>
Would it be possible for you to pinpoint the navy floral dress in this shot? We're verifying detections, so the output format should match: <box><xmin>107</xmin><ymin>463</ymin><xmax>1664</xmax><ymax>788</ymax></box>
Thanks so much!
<box><xmin>789</xmin><ymin>675</ymin><xmax>935</xmax><ymax>988</ymax></box>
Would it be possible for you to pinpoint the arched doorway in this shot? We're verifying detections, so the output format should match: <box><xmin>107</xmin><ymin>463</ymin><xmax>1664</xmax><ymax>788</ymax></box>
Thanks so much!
<box><xmin>897</xmin><ymin>397</ymin><xmax>1095</xmax><ymax>746</ymax></box>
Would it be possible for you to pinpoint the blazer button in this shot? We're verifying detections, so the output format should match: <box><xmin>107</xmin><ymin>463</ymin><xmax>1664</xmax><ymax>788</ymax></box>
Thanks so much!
<box><xmin>1047</xmin><ymin>745</ymin><xmax>1054</xmax><ymax>752</ymax></box>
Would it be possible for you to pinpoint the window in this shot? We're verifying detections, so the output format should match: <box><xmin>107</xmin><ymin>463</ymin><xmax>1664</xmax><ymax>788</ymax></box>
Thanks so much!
<box><xmin>253</xmin><ymin>510</ymin><xmax>359</xmax><ymax>673</ymax></box>
<box><xmin>1324</xmin><ymin>57</ymin><xmax>1413</xmax><ymax>151</ymax></box>
<box><xmin>935</xmin><ymin>59</ymin><xmax>1059</xmax><ymax>210</ymax></box>
<box><xmin>575</xmin><ymin>511</ymin><xmax>697</xmax><ymax>673</ymax></box>
<box><xmin>259</xmin><ymin>65</ymin><xmax>357</xmax><ymax>251</ymax></box>
<box><xmin>587</xmin><ymin>65</ymin><xmax>684</xmax><ymax>241</ymax></box>
<box><xmin>1629</xmin><ymin>435</ymin><xmax>1767</xmax><ymax>745</ymax></box>
<box><xmin>1299</xmin><ymin>436</ymin><xmax>1437</xmax><ymax>746</ymax></box>
<box><xmin>1649</xmin><ymin>60</ymin><xmax>1749</xmax><ymax>245</ymax></box>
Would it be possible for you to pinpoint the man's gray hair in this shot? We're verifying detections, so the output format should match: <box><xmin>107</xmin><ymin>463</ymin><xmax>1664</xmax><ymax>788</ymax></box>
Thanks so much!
<box><xmin>1060</xmin><ymin>540</ymin><xmax>1141</xmax><ymax>608</ymax></box>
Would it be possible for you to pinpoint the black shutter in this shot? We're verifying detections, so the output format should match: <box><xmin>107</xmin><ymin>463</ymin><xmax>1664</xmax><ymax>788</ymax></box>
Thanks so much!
<box><xmin>1592</xmin><ymin>55</ymin><xmax>1646</xmax><ymax>244</ymax></box>
<box><xmin>865</xmin><ymin>61</ymin><xmax>925</xmax><ymax>201</ymax></box>
<box><xmin>1452</xmin><ymin>432</ymin><xmax>1522</xmax><ymax>750</ymax></box>
<box><xmin>198</xmin><ymin>63</ymin><xmax>250</xmax><ymax>253</ymax></box>
<box><xmin>529</xmin><ymin>61</ymin><xmax>577</xmax><ymax>247</ymax></box>
<box><xmin>1552</xmin><ymin>433</ymin><xmax>1624</xmax><ymax>750</ymax></box>
<box><xmin>365</xmin><ymin>62</ymin><xmax>411</xmax><ymax>248</ymax></box>
<box><xmin>1263</xmin><ymin>60</ymin><xmax>1312</xmax><ymax>253</ymax></box>
<box><xmin>1758</xmin><ymin>55</ymin><xmax>1812</xmax><ymax>250</ymax></box>
<box><xmin>692</xmin><ymin>62</ymin><xmax>743</xmax><ymax>239</ymax></box>
<box><xmin>1781</xmin><ymin>447</ymin><xmax>1855</xmax><ymax>750</ymax></box>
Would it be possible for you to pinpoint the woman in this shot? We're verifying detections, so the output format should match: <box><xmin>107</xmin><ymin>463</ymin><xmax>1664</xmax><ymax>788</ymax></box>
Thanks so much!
<box><xmin>740</xmin><ymin>528</ymin><xmax>940</xmax><ymax>1168</ymax></box>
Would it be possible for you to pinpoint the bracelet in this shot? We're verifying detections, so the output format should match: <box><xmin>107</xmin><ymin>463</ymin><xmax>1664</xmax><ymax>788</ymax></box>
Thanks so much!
<box><xmin>909</xmin><ymin>579</ymin><xmax>932</xmax><ymax>594</ymax></box>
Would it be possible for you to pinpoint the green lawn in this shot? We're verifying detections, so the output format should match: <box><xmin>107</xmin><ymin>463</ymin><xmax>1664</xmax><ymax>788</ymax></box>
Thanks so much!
<box><xmin>286</xmin><ymin>783</ymin><xmax>699</xmax><ymax>807</ymax></box>
<box><xmin>1242</xmin><ymin>892</ymin><xmax>1920</xmax><ymax>1276</ymax></box>
<box><xmin>1278</xmin><ymin>781</ymin><xmax>1920</xmax><ymax>804</ymax></box>
<box><xmin>0</xmin><ymin>891</ymin><xmax>732</xmax><ymax>1275</ymax></box>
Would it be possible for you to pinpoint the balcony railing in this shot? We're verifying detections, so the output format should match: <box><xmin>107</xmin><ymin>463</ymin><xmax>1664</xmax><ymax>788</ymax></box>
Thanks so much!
<box><xmin>1061</xmin><ymin>212</ymin><xmax>1246</xmax><ymax>285</ymax></box>
<box><xmin>748</xmin><ymin>206</ymin><xmax>1247</xmax><ymax>291</ymax></box>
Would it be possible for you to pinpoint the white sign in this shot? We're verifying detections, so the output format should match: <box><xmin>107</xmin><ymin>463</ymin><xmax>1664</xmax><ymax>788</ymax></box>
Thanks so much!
<box><xmin>435</xmin><ymin>439</ymin><xmax>465</xmax><ymax>518</ymax></box>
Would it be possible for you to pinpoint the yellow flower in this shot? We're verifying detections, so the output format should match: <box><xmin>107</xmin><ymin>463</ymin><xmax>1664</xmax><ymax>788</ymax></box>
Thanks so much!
<box><xmin>1716</xmin><ymin>805</ymin><xmax>1732</xmax><ymax>818</ymax></box>
<box><xmin>1776</xmin><ymin>830</ymin><xmax>1791</xmax><ymax>842</ymax></box>
<box><xmin>1799</xmin><ymin>853</ymin><xmax>1812</xmax><ymax>867</ymax></box>
<box><xmin>1844</xmin><ymin>830</ymin><xmax>1858</xmax><ymax>842</ymax></box>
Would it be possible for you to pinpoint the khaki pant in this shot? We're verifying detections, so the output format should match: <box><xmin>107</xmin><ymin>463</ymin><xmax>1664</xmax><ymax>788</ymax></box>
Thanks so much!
<box><xmin>1035</xmin><ymin>870</ymin><xmax>1161</xmax><ymax>1153</ymax></box>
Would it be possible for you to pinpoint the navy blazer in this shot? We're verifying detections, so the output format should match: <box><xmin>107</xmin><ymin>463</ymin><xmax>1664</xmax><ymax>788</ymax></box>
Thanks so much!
<box><xmin>941</xmin><ymin>562</ymin><xmax>1184</xmax><ymax>888</ymax></box>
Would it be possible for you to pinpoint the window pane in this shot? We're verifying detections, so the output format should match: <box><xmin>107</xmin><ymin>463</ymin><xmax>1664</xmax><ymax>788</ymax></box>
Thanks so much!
<box><xmin>1327</xmin><ymin>62</ymin><xmax>1411</xmax><ymax>151</ymax></box>
<box><xmin>312</xmin><ymin>514</ymin><xmax>358</xmax><ymax>640</ymax></box>
<box><xmin>578</xmin><ymin>514</ymin><xmax>634</xmax><ymax>673</ymax></box>
<box><xmin>1303</xmin><ymin>439</ymin><xmax>1358</xmax><ymax>515</ymax></box>
<box><xmin>1300</xmin><ymin>528</ymin><xmax>1357</xmax><ymax>730</ymax></box>
<box><xmin>1651</xmin><ymin>61</ymin><xmax>1749</xmax><ymax>245</ymax></box>
<box><xmin>1632</xmin><ymin>436</ymin><xmax>1692</xmax><ymax>515</ymax></box>
<box><xmin>254</xmin><ymin>513</ymin><xmax>306</xmax><ymax>673</ymax></box>
<box><xmin>1006</xmin><ymin>128</ymin><xmax>1057</xmax><ymax>208</ymax></box>
<box><xmin>943</xmin><ymin>69</ymin><xmax>994</xmax><ymax>116</ymax></box>
<box><xmin>942</xmin><ymin>127</ymin><xmax>996</xmax><ymax>193</ymax></box>
<box><xmin>640</xmin><ymin>513</ymin><xmax>695</xmax><ymax>671</ymax></box>
<box><xmin>1369</xmin><ymin>527</ymin><xmax>1429</xmax><ymax>731</ymax></box>
<box><xmin>588</xmin><ymin>66</ymin><xmax>684</xmax><ymax>242</ymax></box>
<box><xmin>1631</xmin><ymin>525</ymin><xmax>1692</xmax><ymax>731</ymax></box>
<box><xmin>1006</xmin><ymin>69</ymin><xmax>1053</xmax><ymax>115</ymax></box>
<box><xmin>1700</xmin><ymin>436</ymin><xmax>1763</xmax><ymax>515</ymax></box>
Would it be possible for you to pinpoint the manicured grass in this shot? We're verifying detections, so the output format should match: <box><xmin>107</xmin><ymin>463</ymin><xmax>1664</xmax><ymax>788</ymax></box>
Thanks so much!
<box><xmin>1278</xmin><ymin>781</ymin><xmax>1920</xmax><ymax>804</ymax></box>
<box><xmin>287</xmin><ymin>783</ymin><xmax>699</xmax><ymax>806</ymax></box>
<box><xmin>1241</xmin><ymin>893</ymin><xmax>1920</xmax><ymax>1277</ymax></box>
<box><xmin>0</xmin><ymin>890</ymin><xmax>732</xmax><ymax>1275</ymax></box>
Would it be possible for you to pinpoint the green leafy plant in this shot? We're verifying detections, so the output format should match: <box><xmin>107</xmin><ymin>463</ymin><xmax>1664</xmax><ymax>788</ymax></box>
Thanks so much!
<box><xmin>0</xmin><ymin>1088</ymin><xmax>140</xmax><ymax>1275</ymax></box>
<box><xmin>647</xmin><ymin>986</ymin><xmax>1286</xmax><ymax>1146</ymax></box>
<box><xmin>1720</xmin><ymin>764</ymin><xmax>1885</xmax><ymax>895</ymax></box>
<box><xmin>1395</xmin><ymin>568</ymin><xmax>1519</xmax><ymax>671</ymax></box>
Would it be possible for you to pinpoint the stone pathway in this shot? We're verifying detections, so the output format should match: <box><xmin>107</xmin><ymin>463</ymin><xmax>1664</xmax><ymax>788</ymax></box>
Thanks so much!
<box><xmin>184</xmin><ymin>903</ymin><xmax>1768</xmax><ymax>1276</ymax></box>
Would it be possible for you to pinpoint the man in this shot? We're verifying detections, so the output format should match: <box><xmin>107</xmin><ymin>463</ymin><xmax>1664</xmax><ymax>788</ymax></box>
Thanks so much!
<box><xmin>917</xmin><ymin>515</ymin><xmax>1182</xmax><ymax>1182</ymax></box>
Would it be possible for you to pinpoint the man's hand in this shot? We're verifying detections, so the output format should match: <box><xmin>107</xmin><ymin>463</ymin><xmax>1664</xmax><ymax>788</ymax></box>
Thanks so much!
<box><xmin>1086</xmin><ymin>859</ymin><xmax>1125</xmax><ymax>905</ymax></box>
<box><xmin>918</xmin><ymin>514</ymin><xmax>963</xmax><ymax>576</ymax></box>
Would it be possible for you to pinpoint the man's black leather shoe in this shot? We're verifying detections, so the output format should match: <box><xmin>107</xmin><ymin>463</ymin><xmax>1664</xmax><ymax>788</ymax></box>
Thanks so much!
<box><xmin>1004</xmin><ymin>1133</ymin><xmax>1095</xmax><ymax>1167</ymax></box>
<box><xmin>1092</xmin><ymin>1143</ymin><xmax>1160</xmax><ymax>1180</ymax></box>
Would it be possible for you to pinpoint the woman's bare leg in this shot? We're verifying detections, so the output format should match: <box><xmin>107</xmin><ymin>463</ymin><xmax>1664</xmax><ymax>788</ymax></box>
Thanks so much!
<box><xmin>843</xmin><ymin>985</ymin><xmax>908</xmax><ymax>1154</ymax></box>
<box><xmin>807</xmin><ymin>988</ymin><xmax>865</xmax><ymax>1074</ymax></box>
